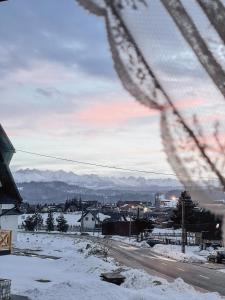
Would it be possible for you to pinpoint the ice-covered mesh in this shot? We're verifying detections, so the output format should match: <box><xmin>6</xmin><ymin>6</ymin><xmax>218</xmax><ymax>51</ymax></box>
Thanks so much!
<box><xmin>76</xmin><ymin>0</ymin><xmax>225</xmax><ymax>240</ymax></box>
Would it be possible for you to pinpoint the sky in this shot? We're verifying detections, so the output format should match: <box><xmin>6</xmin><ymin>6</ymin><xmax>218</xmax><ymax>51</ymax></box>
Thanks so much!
<box><xmin>1</xmin><ymin>0</ymin><xmax>224</xmax><ymax>178</ymax></box>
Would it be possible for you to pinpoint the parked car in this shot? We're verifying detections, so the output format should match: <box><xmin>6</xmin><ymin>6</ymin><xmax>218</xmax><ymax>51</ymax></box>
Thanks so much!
<box><xmin>207</xmin><ymin>249</ymin><xmax>225</xmax><ymax>263</ymax></box>
<box><xmin>210</xmin><ymin>243</ymin><xmax>221</xmax><ymax>250</ymax></box>
<box><xmin>146</xmin><ymin>239</ymin><xmax>164</xmax><ymax>247</ymax></box>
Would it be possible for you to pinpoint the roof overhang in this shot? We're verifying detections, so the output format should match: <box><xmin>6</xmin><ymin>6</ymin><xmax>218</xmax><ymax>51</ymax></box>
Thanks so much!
<box><xmin>0</xmin><ymin>125</ymin><xmax>23</xmax><ymax>206</ymax></box>
<box><xmin>0</xmin><ymin>124</ymin><xmax>15</xmax><ymax>164</ymax></box>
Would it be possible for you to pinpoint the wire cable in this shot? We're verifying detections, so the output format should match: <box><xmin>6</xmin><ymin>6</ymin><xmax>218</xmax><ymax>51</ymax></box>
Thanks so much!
<box><xmin>16</xmin><ymin>149</ymin><xmax>178</xmax><ymax>177</ymax></box>
<box><xmin>16</xmin><ymin>149</ymin><xmax>221</xmax><ymax>183</ymax></box>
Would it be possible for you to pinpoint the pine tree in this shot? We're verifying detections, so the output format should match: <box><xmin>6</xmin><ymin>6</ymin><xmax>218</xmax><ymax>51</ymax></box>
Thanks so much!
<box><xmin>171</xmin><ymin>191</ymin><xmax>223</xmax><ymax>236</ymax></box>
<box><xmin>171</xmin><ymin>191</ymin><xmax>196</xmax><ymax>229</ymax></box>
<box><xmin>56</xmin><ymin>214</ymin><xmax>69</xmax><ymax>232</ymax></box>
<box><xmin>46</xmin><ymin>211</ymin><xmax>55</xmax><ymax>232</ymax></box>
<box><xmin>33</xmin><ymin>212</ymin><xmax>43</xmax><ymax>231</ymax></box>
<box><xmin>23</xmin><ymin>215</ymin><xmax>36</xmax><ymax>231</ymax></box>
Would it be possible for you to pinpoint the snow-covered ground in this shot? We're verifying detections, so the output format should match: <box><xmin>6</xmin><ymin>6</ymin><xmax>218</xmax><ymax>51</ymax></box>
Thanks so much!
<box><xmin>19</xmin><ymin>212</ymin><xmax>110</xmax><ymax>228</ymax></box>
<box><xmin>0</xmin><ymin>233</ymin><xmax>223</xmax><ymax>300</ymax></box>
<box><xmin>101</xmin><ymin>235</ymin><xmax>150</xmax><ymax>248</ymax></box>
<box><xmin>99</xmin><ymin>234</ymin><xmax>208</xmax><ymax>263</ymax></box>
<box><xmin>152</xmin><ymin>244</ymin><xmax>209</xmax><ymax>263</ymax></box>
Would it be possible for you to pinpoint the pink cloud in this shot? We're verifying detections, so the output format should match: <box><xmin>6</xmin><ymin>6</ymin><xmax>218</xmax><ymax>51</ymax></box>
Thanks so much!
<box><xmin>170</xmin><ymin>98</ymin><xmax>204</xmax><ymax>110</ymax></box>
<box><xmin>77</xmin><ymin>101</ymin><xmax>158</xmax><ymax>125</ymax></box>
<box><xmin>77</xmin><ymin>98</ymin><xmax>205</xmax><ymax>126</ymax></box>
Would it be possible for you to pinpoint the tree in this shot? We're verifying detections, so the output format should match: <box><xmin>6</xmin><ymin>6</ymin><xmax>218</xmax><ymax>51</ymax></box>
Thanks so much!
<box><xmin>76</xmin><ymin>0</ymin><xmax>225</xmax><ymax>241</ymax></box>
<box><xmin>134</xmin><ymin>218</ymin><xmax>154</xmax><ymax>241</ymax></box>
<box><xmin>23</xmin><ymin>215</ymin><xmax>36</xmax><ymax>231</ymax></box>
<box><xmin>171</xmin><ymin>191</ymin><xmax>196</xmax><ymax>230</ymax></box>
<box><xmin>46</xmin><ymin>211</ymin><xmax>55</xmax><ymax>232</ymax></box>
<box><xmin>192</xmin><ymin>209</ymin><xmax>222</xmax><ymax>239</ymax></box>
<box><xmin>33</xmin><ymin>212</ymin><xmax>43</xmax><ymax>231</ymax></box>
<box><xmin>171</xmin><ymin>191</ymin><xmax>223</xmax><ymax>238</ymax></box>
<box><xmin>56</xmin><ymin>214</ymin><xmax>69</xmax><ymax>232</ymax></box>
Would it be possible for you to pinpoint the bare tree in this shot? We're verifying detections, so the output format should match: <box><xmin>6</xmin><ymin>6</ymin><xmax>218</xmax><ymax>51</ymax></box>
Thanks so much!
<box><xmin>160</xmin><ymin>0</ymin><xmax>225</xmax><ymax>100</ymax></box>
<box><xmin>197</xmin><ymin>0</ymin><xmax>225</xmax><ymax>43</ymax></box>
<box><xmin>76</xmin><ymin>0</ymin><xmax>225</xmax><ymax>238</ymax></box>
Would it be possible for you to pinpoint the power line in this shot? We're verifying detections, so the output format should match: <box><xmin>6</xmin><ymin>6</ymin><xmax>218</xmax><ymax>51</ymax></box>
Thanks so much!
<box><xmin>16</xmin><ymin>149</ymin><xmax>220</xmax><ymax>181</ymax></box>
<box><xmin>16</xmin><ymin>149</ymin><xmax>177</xmax><ymax>177</ymax></box>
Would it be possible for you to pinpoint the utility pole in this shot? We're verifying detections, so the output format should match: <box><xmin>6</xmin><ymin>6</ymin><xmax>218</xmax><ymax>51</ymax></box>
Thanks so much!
<box><xmin>181</xmin><ymin>192</ymin><xmax>186</xmax><ymax>254</ymax></box>
<box><xmin>80</xmin><ymin>202</ymin><xmax>84</xmax><ymax>234</ymax></box>
<box><xmin>98</xmin><ymin>207</ymin><xmax>100</xmax><ymax>237</ymax></box>
<box><xmin>129</xmin><ymin>208</ymin><xmax>132</xmax><ymax>241</ymax></box>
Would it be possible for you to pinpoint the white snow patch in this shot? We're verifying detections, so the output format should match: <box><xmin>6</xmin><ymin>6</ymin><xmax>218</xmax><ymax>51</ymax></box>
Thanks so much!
<box><xmin>153</xmin><ymin>244</ymin><xmax>208</xmax><ymax>263</ymax></box>
<box><xmin>19</xmin><ymin>212</ymin><xmax>82</xmax><ymax>227</ymax></box>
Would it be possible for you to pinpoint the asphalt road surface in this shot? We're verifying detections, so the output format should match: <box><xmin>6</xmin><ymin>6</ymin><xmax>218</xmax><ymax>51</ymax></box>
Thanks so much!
<box><xmin>93</xmin><ymin>237</ymin><xmax>225</xmax><ymax>295</ymax></box>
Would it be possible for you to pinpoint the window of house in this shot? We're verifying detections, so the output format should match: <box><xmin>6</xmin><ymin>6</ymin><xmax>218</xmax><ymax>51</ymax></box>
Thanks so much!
<box><xmin>92</xmin><ymin>217</ymin><xmax>94</xmax><ymax>221</ymax></box>
<box><xmin>85</xmin><ymin>217</ymin><xmax>88</xmax><ymax>221</ymax></box>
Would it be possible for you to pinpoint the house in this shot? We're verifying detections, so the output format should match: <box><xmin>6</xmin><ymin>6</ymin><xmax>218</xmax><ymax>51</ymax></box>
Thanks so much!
<box><xmin>0</xmin><ymin>124</ymin><xmax>22</xmax><ymax>242</ymax></box>
<box><xmin>78</xmin><ymin>210</ymin><xmax>110</xmax><ymax>231</ymax></box>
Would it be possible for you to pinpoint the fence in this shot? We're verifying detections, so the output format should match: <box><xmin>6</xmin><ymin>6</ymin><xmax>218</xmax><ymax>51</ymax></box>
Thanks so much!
<box><xmin>150</xmin><ymin>231</ymin><xmax>197</xmax><ymax>245</ymax></box>
<box><xmin>0</xmin><ymin>230</ymin><xmax>12</xmax><ymax>255</ymax></box>
<box><xmin>0</xmin><ymin>279</ymin><xmax>11</xmax><ymax>300</ymax></box>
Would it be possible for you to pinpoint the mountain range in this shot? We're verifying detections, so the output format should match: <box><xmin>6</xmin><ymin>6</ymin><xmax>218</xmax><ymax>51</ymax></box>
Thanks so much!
<box><xmin>14</xmin><ymin>169</ymin><xmax>182</xmax><ymax>190</ymax></box>
<box><xmin>13</xmin><ymin>169</ymin><xmax>182</xmax><ymax>204</ymax></box>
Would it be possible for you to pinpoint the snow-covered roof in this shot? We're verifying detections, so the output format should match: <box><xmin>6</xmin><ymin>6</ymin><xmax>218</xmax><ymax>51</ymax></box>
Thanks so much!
<box><xmin>98</xmin><ymin>213</ymin><xmax>110</xmax><ymax>222</ymax></box>
<box><xmin>79</xmin><ymin>211</ymin><xmax>110</xmax><ymax>222</ymax></box>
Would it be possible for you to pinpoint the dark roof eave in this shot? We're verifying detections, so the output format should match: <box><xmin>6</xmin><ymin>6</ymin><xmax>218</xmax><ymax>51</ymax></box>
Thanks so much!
<box><xmin>1</xmin><ymin>208</ymin><xmax>22</xmax><ymax>215</ymax></box>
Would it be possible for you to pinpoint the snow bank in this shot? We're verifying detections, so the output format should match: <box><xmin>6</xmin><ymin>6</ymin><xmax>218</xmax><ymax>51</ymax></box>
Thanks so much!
<box><xmin>122</xmin><ymin>269</ymin><xmax>221</xmax><ymax>300</ymax></box>
<box><xmin>121</xmin><ymin>269</ymin><xmax>166</xmax><ymax>289</ymax></box>
<box><xmin>105</xmin><ymin>235</ymin><xmax>150</xmax><ymax>248</ymax></box>
<box><xmin>153</xmin><ymin>244</ymin><xmax>207</xmax><ymax>263</ymax></box>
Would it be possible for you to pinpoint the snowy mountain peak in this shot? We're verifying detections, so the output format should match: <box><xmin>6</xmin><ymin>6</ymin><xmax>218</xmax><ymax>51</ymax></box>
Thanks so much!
<box><xmin>13</xmin><ymin>169</ymin><xmax>182</xmax><ymax>190</ymax></box>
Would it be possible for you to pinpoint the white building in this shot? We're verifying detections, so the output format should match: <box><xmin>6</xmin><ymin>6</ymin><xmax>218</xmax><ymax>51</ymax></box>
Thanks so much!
<box><xmin>0</xmin><ymin>205</ymin><xmax>20</xmax><ymax>243</ymax></box>
<box><xmin>0</xmin><ymin>124</ymin><xmax>22</xmax><ymax>243</ymax></box>
<box><xmin>79</xmin><ymin>211</ymin><xmax>110</xmax><ymax>230</ymax></box>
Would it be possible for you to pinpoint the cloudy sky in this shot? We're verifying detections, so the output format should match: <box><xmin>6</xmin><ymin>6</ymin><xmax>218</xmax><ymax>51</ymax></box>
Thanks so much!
<box><xmin>1</xmin><ymin>0</ymin><xmax>223</xmax><ymax>178</ymax></box>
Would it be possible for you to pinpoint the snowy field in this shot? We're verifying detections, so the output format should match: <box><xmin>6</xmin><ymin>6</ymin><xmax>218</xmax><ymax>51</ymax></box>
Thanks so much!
<box><xmin>0</xmin><ymin>233</ymin><xmax>224</xmax><ymax>300</ymax></box>
<box><xmin>19</xmin><ymin>212</ymin><xmax>110</xmax><ymax>228</ymax></box>
<box><xmin>19</xmin><ymin>212</ymin><xmax>82</xmax><ymax>227</ymax></box>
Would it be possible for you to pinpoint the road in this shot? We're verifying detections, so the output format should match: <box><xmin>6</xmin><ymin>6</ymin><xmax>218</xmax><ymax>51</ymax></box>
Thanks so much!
<box><xmin>92</xmin><ymin>237</ymin><xmax>225</xmax><ymax>295</ymax></box>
